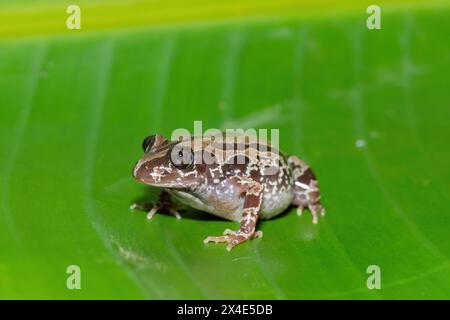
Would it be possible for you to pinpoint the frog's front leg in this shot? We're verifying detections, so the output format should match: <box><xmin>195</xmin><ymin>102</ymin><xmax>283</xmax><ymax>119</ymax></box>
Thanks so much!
<box><xmin>130</xmin><ymin>191</ymin><xmax>181</xmax><ymax>220</ymax></box>
<box><xmin>204</xmin><ymin>177</ymin><xmax>264</xmax><ymax>251</ymax></box>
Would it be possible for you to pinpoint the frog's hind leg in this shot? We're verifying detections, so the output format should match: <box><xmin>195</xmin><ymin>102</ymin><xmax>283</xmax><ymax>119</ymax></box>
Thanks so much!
<box><xmin>288</xmin><ymin>155</ymin><xmax>325</xmax><ymax>224</ymax></box>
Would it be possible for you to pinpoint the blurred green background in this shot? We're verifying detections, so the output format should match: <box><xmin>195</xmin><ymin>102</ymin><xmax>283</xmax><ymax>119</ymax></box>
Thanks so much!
<box><xmin>0</xmin><ymin>0</ymin><xmax>449</xmax><ymax>299</ymax></box>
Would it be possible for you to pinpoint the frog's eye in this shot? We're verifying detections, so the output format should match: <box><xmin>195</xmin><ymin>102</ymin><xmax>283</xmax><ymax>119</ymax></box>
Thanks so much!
<box><xmin>170</xmin><ymin>145</ymin><xmax>194</xmax><ymax>169</ymax></box>
<box><xmin>142</xmin><ymin>135</ymin><xmax>156</xmax><ymax>153</ymax></box>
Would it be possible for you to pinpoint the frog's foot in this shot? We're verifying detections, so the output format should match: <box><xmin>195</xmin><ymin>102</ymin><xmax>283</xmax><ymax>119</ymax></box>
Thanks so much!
<box><xmin>203</xmin><ymin>229</ymin><xmax>263</xmax><ymax>251</ymax></box>
<box><xmin>130</xmin><ymin>192</ymin><xmax>181</xmax><ymax>220</ymax></box>
<box><xmin>297</xmin><ymin>203</ymin><xmax>325</xmax><ymax>224</ymax></box>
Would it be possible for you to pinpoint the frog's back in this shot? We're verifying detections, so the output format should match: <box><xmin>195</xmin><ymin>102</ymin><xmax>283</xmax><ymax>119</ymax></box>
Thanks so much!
<box><xmin>187</xmin><ymin>131</ymin><xmax>294</xmax><ymax>220</ymax></box>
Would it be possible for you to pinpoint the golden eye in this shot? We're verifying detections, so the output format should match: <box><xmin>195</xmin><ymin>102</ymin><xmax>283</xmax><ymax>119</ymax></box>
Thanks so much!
<box><xmin>170</xmin><ymin>145</ymin><xmax>194</xmax><ymax>169</ymax></box>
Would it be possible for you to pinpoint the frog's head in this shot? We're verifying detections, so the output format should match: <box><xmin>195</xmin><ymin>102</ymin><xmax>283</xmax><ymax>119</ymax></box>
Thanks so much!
<box><xmin>132</xmin><ymin>134</ymin><xmax>200</xmax><ymax>190</ymax></box>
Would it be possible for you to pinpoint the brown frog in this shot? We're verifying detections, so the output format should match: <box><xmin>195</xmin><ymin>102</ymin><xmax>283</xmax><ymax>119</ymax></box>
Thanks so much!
<box><xmin>131</xmin><ymin>133</ymin><xmax>325</xmax><ymax>251</ymax></box>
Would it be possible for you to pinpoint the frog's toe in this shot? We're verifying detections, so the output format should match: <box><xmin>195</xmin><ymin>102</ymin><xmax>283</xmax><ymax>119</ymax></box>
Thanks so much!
<box><xmin>308</xmin><ymin>203</ymin><xmax>326</xmax><ymax>224</ymax></box>
<box><xmin>130</xmin><ymin>201</ymin><xmax>157</xmax><ymax>219</ymax></box>
<box><xmin>203</xmin><ymin>235</ymin><xmax>228</xmax><ymax>244</ymax></box>
<box><xmin>296</xmin><ymin>203</ymin><xmax>325</xmax><ymax>224</ymax></box>
<box><xmin>130</xmin><ymin>202</ymin><xmax>153</xmax><ymax>211</ymax></box>
<box><xmin>320</xmin><ymin>206</ymin><xmax>326</xmax><ymax>216</ymax></box>
<box><xmin>146</xmin><ymin>205</ymin><xmax>160</xmax><ymax>220</ymax></box>
<box><xmin>253</xmin><ymin>230</ymin><xmax>263</xmax><ymax>239</ymax></box>
<box><xmin>226</xmin><ymin>239</ymin><xmax>241</xmax><ymax>251</ymax></box>
<box><xmin>169</xmin><ymin>208</ymin><xmax>182</xmax><ymax>220</ymax></box>
<box><xmin>311</xmin><ymin>212</ymin><xmax>319</xmax><ymax>224</ymax></box>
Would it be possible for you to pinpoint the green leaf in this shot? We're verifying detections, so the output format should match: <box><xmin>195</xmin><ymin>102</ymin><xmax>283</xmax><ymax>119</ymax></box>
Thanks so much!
<box><xmin>1</xmin><ymin>0</ymin><xmax>449</xmax><ymax>299</ymax></box>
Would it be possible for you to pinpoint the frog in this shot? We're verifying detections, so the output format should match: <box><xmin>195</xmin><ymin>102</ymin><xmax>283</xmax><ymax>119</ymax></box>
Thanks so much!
<box><xmin>131</xmin><ymin>132</ymin><xmax>325</xmax><ymax>251</ymax></box>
